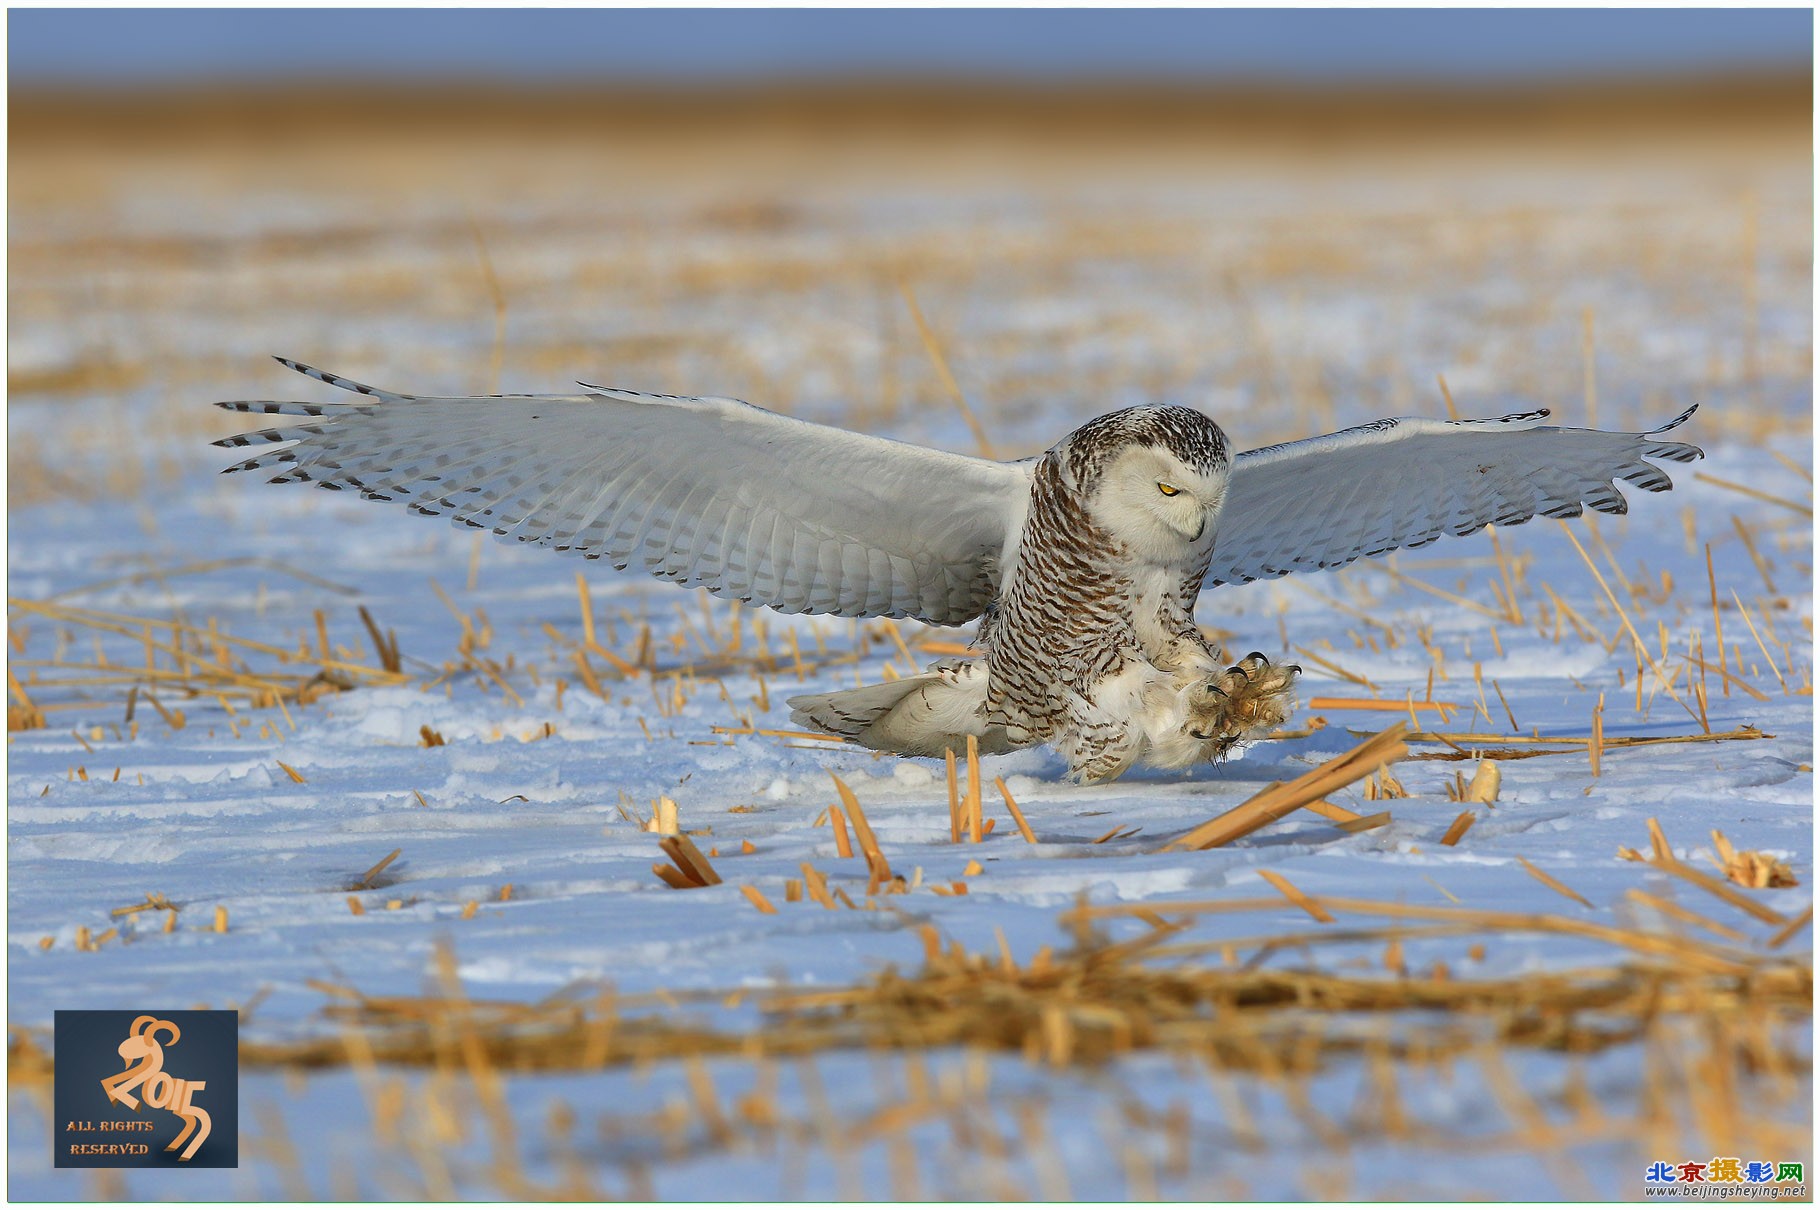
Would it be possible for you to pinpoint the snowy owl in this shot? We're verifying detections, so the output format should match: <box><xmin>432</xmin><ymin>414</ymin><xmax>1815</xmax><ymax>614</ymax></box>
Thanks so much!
<box><xmin>215</xmin><ymin>358</ymin><xmax>1701</xmax><ymax>782</ymax></box>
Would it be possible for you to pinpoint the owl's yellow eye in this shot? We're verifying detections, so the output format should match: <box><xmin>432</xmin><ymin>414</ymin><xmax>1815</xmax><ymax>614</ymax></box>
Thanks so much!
<box><xmin>1156</xmin><ymin>482</ymin><xmax>1181</xmax><ymax>497</ymax></box>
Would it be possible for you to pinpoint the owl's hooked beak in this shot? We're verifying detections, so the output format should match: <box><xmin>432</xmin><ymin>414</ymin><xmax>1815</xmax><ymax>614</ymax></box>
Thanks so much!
<box><xmin>1189</xmin><ymin>498</ymin><xmax>1224</xmax><ymax>542</ymax></box>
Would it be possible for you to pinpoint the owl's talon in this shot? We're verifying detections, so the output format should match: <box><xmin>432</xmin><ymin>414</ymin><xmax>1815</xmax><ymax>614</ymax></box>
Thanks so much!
<box><xmin>1177</xmin><ymin>651</ymin><xmax>1302</xmax><ymax>763</ymax></box>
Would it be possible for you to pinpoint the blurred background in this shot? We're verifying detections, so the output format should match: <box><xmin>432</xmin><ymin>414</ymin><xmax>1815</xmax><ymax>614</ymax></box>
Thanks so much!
<box><xmin>8</xmin><ymin>8</ymin><xmax>1812</xmax><ymax>509</ymax></box>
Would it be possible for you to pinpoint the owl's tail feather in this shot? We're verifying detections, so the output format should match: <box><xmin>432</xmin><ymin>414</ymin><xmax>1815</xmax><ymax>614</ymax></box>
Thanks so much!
<box><xmin>787</xmin><ymin>664</ymin><xmax>1021</xmax><ymax>759</ymax></box>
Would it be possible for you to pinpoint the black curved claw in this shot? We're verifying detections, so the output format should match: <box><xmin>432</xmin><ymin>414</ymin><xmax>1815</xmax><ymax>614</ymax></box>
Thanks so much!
<box><xmin>1286</xmin><ymin>664</ymin><xmax>1302</xmax><ymax>675</ymax></box>
<box><xmin>1226</xmin><ymin>665</ymin><xmax>1250</xmax><ymax>683</ymax></box>
<box><xmin>1188</xmin><ymin>729</ymin><xmax>1216</xmax><ymax>741</ymax></box>
<box><xmin>1198</xmin><ymin>681</ymin><xmax>1226</xmax><ymax>700</ymax></box>
<box><xmin>1244</xmin><ymin>650</ymin><xmax>1267</xmax><ymax>665</ymax></box>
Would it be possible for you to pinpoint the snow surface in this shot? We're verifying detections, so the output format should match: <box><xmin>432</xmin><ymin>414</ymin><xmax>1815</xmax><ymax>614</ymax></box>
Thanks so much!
<box><xmin>7</xmin><ymin>134</ymin><xmax>1812</xmax><ymax>1199</ymax></box>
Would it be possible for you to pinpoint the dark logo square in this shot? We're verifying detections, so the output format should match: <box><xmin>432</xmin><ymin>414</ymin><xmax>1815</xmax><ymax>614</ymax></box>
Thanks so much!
<box><xmin>53</xmin><ymin>1010</ymin><xmax>238</xmax><ymax>1169</ymax></box>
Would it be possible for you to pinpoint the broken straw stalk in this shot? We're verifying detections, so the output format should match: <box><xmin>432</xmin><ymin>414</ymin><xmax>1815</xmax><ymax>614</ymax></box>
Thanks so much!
<box><xmin>1165</xmin><ymin>723</ymin><xmax>1409</xmax><ymax>851</ymax></box>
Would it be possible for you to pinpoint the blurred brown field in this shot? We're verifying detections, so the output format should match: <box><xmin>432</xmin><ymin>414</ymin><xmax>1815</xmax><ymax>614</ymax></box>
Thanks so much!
<box><xmin>9</xmin><ymin>72</ymin><xmax>1810</xmax><ymax>509</ymax></box>
<box><xmin>11</xmin><ymin>71</ymin><xmax>1810</xmax><ymax>151</ymax></box>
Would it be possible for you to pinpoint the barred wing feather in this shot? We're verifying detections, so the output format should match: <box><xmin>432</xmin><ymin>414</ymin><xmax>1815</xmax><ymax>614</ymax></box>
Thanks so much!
<box><xmin>1207</xmin><ymin>407</ymin><xmax>1702</xmax><ymax>588</ymax></box>
<box><xmin>215</xmin><ymin>359</ymin><xmax>1028</xmax><ymax>624</ymax></box>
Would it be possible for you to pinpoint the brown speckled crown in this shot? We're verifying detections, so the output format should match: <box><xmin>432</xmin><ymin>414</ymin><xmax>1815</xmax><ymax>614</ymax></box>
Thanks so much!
<box><xmin>1059</xmin><ymin>406</ymin><xmax>1230</xmax><ymax>489</ymax></box>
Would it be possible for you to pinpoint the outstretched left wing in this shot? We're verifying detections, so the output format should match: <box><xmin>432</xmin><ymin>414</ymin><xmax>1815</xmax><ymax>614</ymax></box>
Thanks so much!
<box><xmin>213</xmin><ymin>358</ymin><xmax>1031</xmax><ymax>624</ymax></box>
<box><xmin>1205</xmin><ymin>406</ymin><xmax>1702</xmax><ymax>588</ymax></box>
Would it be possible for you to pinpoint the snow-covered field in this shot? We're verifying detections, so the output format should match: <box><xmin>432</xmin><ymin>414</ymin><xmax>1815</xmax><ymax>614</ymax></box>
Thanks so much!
<box><xmin>8</xmin><ymin>114</ymin><xmax>1811</xmax><ymax>1199</ymax></box>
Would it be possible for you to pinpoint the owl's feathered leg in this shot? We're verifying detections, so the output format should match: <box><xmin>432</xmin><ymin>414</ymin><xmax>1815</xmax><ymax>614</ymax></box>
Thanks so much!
<box><xmin>789</xmin><ymin>649</ymin><xmax>1297</xmax><ymax>781</ymax></box>
<box><xmin>1150</xmin><ymin>626</ymin><xmax>1226</xmax><ymax>676</ymax></box>
<box><xmin>1053</xmin><ymin>694</ymin><xmax>1148</xmax><ymax>784</ymax></box>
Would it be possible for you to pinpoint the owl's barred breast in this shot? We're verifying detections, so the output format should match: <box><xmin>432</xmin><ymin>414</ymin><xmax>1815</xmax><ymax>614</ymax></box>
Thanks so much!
<box><xmin>981</xmin><ymin>453</ymin><xmax>1140</xmax><ymax>745</ymax></box>
<box><xmin>975</xmin><ymin>405</ymin><xmax>1231</xmax><ymax>752</ymax></box>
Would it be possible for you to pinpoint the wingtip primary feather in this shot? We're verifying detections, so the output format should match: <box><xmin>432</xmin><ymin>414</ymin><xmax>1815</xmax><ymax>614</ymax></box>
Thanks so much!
<box><xmin>1456</xmin><ymin>407</ymin><xmax>1550</xmax><ymax>426</ymax></box>
<box><xmin>272</xmin><ymin>356</ymin><xmax>405</xmax><ymax>399</ymax></box>
<box><xmin>271</xmin><ymin>354</ymin><xmax>324</xmax><ymax>380</ymax></box>
<box><xmin>1647</xmin><ymin>402</ymin><xmax>1699</xmax><ymax>436</ymax></box>
<box><xmin>1636</xmin><ymin>403</ymin><xmax>1703</xmax><ymax>465</ymax></box>
<box><xmin>214</xmin><ymin>399</ymin><xmax>331</xmax><ymax>416</ymax></box>
<box><xmin>575</xmin><ymin>381</ymin><xmax>703</xmax><ymax>404</ymax></box>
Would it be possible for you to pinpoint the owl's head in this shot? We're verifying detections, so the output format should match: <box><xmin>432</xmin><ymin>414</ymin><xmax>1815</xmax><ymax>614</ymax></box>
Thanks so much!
<box><xmin>1061</xmin><ymin>406</ymin><xmax>1231</xmax><ymax>557</ymax></box>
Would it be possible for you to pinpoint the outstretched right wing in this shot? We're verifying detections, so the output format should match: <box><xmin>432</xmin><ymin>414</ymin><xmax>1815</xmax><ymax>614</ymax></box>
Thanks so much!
<box><xmin>1207</xmin><ymin>406</ymin><xmax>1702</xmax><ymax>587</ymax></box>
<box><xmin>215</xmin><ymin>358</ymin><xmax>1030</xmax><ymax>624</ymax></box>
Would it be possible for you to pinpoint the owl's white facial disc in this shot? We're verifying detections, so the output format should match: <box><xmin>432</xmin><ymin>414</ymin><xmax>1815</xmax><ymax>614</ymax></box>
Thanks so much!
<box><xmin>1095</xmin><ymin>445</ymin><xmax>1229</xmax><ymax>560</ymax></box>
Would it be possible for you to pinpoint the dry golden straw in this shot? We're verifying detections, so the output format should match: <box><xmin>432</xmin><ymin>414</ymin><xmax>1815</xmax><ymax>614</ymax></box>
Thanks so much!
<box><xmin>965</xmin><ymin>734</ymin><xmax>984</xmax><ymax>844</ymax></box>
<box><xmin>1165</xmin><ymin>724</ymin><xmax>1408</xmax><ymax>850</ymax></box>
<box><xmin>53</xmin><ymin>894</ymin><xmax>1793</xmax><ymax>1085</ymax></box>
<box><xmin>1623</xmin><ymin>818</ymin><xmax>1791</xmax><ymax>926</ymax></box>
<box><xmin>830</xmin><ymin>774</ymin><xmax>891</xmax><ymax>882</ymax></box>
<box><xmin>1302</xmin><ymin>799</ymin><xmax>1367</xmax><ymax>826</ymax></box>
<box><xmin>1710</xmin><ymin>829</ymin><xmax>1798</xmax><ymax>889</ymax></box>
<box><xmin>995</xmin><ymin>777</ymin><xmax>1038</xmax><ymax>845</ymax></box>
<box><xmin>896</xmin><ymin>279</ymin><xmax>997</xmax><ymax>459</ymax></box>
<box><xmin>1515</xmin><ymin>856</ymin><xmax>1594</xmax><ymax>909</ymax></box>
<box><xmin>944</xmin><ymin>749</ymin><xmax>961</xmax><ymax>844</ymax></box>
<box><xmin>1257</xmin><ymin>870</ymin><xmax>1335</xmax><ymax>923</ymax></box>
<box><xmin>1766</xmin><ymin>906</ymin><xmax>1813</xmax><ymax>950</ymax></box>
<box><xmin>1691</xmin><ymin>471</ymin><xmax>1812</xmax><ymax>517</ymax></box>
<box><xmin>353</xmin><ymin>848</ymin><xmax>402</xmax><ymax>891</ymax></box>
<box><xmin>654</xmin><ymin>834</ymin><xmax>722</xmax><ymax>889</ymax></box>
<box><xmin>1388</xmin><ymin>725</ymin><xmax>1769</xmax><ymax>751</ymax></box>
<box><xmin>1307</xmin><ymin>696</ymin><xmax>1458</xmax><ymax>714</ymax></box>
